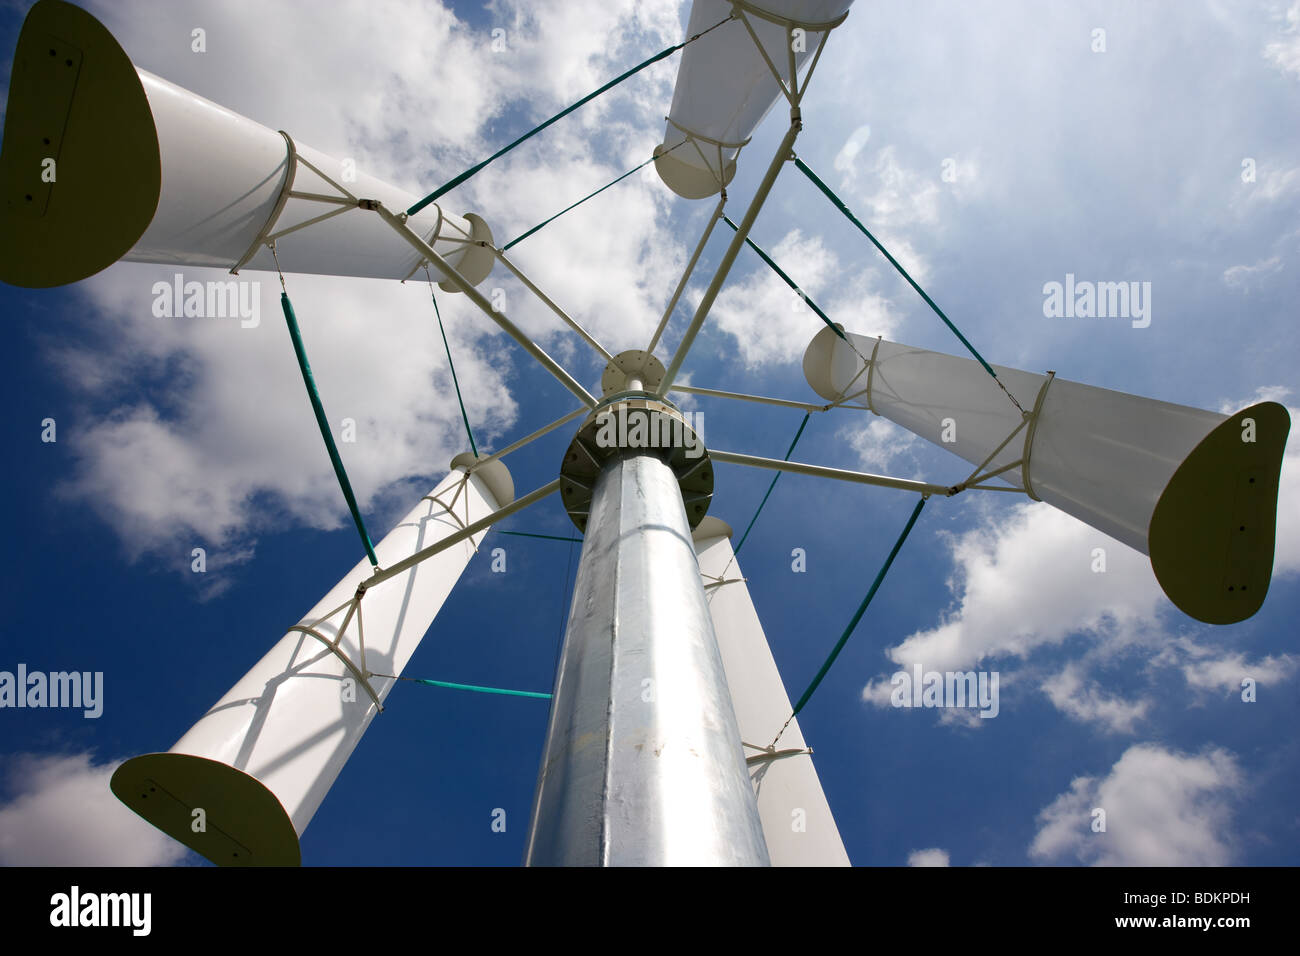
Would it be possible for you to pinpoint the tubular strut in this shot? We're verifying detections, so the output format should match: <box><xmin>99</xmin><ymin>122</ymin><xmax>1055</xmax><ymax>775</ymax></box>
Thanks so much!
<box><xmin>658</xmin><ymin>114</ymin><xmax>802</xmax><ymax>395</ymax></box>
<box><xmin>472</xmin><ymin>407</ymin><xmax>587</xmax><ymax>470</ymax></box>
<box><xmin>231</xmin><ymin>130</ymin><xmax>299</xmax><ymax>274</ymax></box>
<box><xmin>647</xmin><ymin>192</ymin><xmax>727</xmax><ymax>356</ymax></box>
<box><xmin>232</xmin><ymin>131</ymin><xmax>378</xmax><ymax>274</ymax></box>
<box><xmin>363</xmin><ymin>200</ymin><xmax>596</xmax><ymax>408</ymax></box>
<box><xmin>669</xmin><ymin>383</ymin><xmax>838</xmax><ymax>413</ymax></box>
<box><xmin>655</xmin><ymin>0</ymin><xmax>852</xmax><ymax>389</ymax></box>
<box><xmin>710</xmin><ymin>448</ymin><xmax>953</xmax><ymax>497</ymax></box>
<box><xmin>363</xmin><ymin>478</ymin><xmax>562</xmax><ymax>589</ymax></box>
<box><xmin>947</xmin><ymin>371</ymin><xmax>1057</xmax><ymax>495</ymax></box>
<box><xmin>491</xmin><ymin>249</ymin><xmax>614</xmax><ymax>363</ymax></box>
<box><xmin>664</xmin><ymin>118</ymin><xmax>749</xmax><ymax>192</ymax></box>
<box><xmin>1020</xmin><ymin>371</ymin><xmax>1056</xmax><ymax>500</ymax></box>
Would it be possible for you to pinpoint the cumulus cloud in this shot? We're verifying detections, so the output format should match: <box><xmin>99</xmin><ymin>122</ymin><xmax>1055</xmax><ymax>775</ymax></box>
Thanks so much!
<box><xmin>1243</xmin><ymin>164</ymin><xmax>1300</xmax><ymax>205</ymax></box>
<box><xmin>483</xmin><ymin>153</ymin><xmax>686</xmax><ymax>353</ymax></box>
<box><xmin>830</xmin><ymin>144</ymin><xmax>944</xmax><ymax>288</ymax></box>
<box><xmin>1040</xmin><ymin>663</ymin><xmax>1149</xmax><ymax>734</ymax></box>
<box><xmin>843</xmin><ymin>417</ymin><xmax>920</xmax><ymax>475</ymax></box>
<box><xmin>704</xmin><ymin>229</ymin><xmax>898</xmax><ymax>367</ymax></box>
<box><xmin>1029</xmin><ymin>744</ymin><xmax>1242</xmax><ymax>866</ymax></box>
<box><xmin>1150</xmin><ymin>637</ymin><xmax>1299</xmax><ymax>696</ymax></box>
<box><xmin>907</xmin><ymin>847</ymin><xmax>950</xmax><ymax>866</ymax></box>
<box><xmin>704</xmin><ymin>229</ymin><xmax>841</xmax><ymax>367</ymax></box>
<box><xmin>832</xmin><ymin>124</ymin><xmax>872</xmax><ymax>181</ymax></box>
<box><xmin>884</xmin><ymin>503</ymin><xmax>1165</xmax><ymax>675</ymax></box>
<box><xmin>1263</xmin><ymin>1</ymin><xmax>1300</xmax><ymax>79</ymax></box>
<box><xmin>41</xmin><ymin>1</ymin><xmax>705</xmax><ymax>589</ymax></box>
<box><xmin>860</xmin><ymin>385</ymin><xmax>1297</xmax><ymax>724</ymax></box>
<box><xmin>858</xmin><ymin>145</ymin><xmax>942</xmax><ymax>232</ymax></box>
<box><xmin>53</xmin><ymin>270</ymin><xmax>518</xmax><ymax>579</ymax></box>
<box><xmin>0</xmin><ymin>753</ymin><xmax>190</xmax><ymax>866</ymax></box>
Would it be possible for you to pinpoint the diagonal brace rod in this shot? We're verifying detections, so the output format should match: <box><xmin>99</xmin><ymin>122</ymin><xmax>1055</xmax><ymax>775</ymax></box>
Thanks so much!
<box><xmin>472</xmin><ymin>406</ymin><xmax>588</xmax><ymax>469</ymax></box>
<box><xmin>710</xmin><ymin>448</ymin><xmax>954</xmax><ymax>497</ymax></box>
<box><xmin>646</xmin><ymin>193</ymin><xmax>727</xmax><ymax>356</ymax></box>
<box><xmin>669</xmin><ymin>383</ymin><xmax>835</xmax><ymax>413</ymax></box>
<box><xmin>364</xmin><ymin>478</ymin><xmax>562</xmax><ymax>589</ymax></box>
<box><xmin>365</xmin><ymin>201</ymin><xmax>596</xmax><ymax>408</ymax></box>
<box><xmin>492</xmin><ymin>248</ymin><xmax>614</xmax><ymax>363</ymax></box>
<box><xmin>657</xmin><ymin>116</ymin><xmax>802</xmax><ymax>395</ymax></box>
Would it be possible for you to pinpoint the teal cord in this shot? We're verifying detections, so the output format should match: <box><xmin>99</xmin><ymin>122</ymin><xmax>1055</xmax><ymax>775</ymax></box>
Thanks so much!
<box><xmin>407</xmin><ymin>15</ymin><xmax>733</xmax><ymax>216</ymax></box>
<box><xmin>279</xmin><ymin>292</ymin><xmax>379</xmax><ymax>567</ymax></box>
<box><xmin>721</xmin><ymin>215</ymin><xmax>847</xmax><ymax>343</ymax></box>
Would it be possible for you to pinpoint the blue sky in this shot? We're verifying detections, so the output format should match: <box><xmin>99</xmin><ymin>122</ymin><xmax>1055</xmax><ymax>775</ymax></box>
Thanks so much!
<box><xmin>1</xmin><ymin>0</ymin><xmax>1297</xmax><ymax>866</ymax></box>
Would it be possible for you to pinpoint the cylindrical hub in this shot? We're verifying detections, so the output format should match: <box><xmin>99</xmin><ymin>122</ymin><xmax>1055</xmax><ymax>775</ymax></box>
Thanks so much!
<box><xmin>525</xmin><ymin>450</ymin><xmax>769</xmax><ymax>866</ymax></box>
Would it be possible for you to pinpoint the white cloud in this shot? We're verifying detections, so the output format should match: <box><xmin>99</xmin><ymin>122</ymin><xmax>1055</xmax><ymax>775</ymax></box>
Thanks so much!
<box><xmin>1245</xmin><ymin>165</ymin><xmax>1300</xmax><ymax>204</ymax></box>
<box><xmin>55</xmin><ymin>270</ymin><xmax>518</xmax><ymax>579</ymax></box>
<box><xmin>1151</xmin><ymin>637</ymin><xmax>1299</xmax><ymax>695</ymax></box>
<box><xmin>481</xmin><ymin>151</ymin><xmax>686</xmax><ymax>353</ymax></box>
<box><xmin>0</xmin><ymin>753</ymin><xmax>189</xmax><ymax>866</ymax></box>
<box><xmin>939</xmin><ymin>152</ymin><xmax>983</xmax><ymax>201</ymax></box>
<box><xmin>862</xmin><ymin>146</ymin><xmax>941</xmax><ymax>230</ymax></box>
<box><xmin>1040</xmin><ymin>663</ymin><xmax>1150</xmax><ymax>734</ymax></box>
<box><xmin>843</xmin><ymin>417</ymin><xmax>919</xmax><ymax>474</ymax></box>
<box><xmin>1030</xmin><ymin>744</ymin><xmax>1242</xmax><ymax>866</ymax></box>
<box><xmin>705</xmin><ymin>229</ymin><xmax>842</xmax><ymax>366</ymax></box>
<box><xmin>832</xmin><ymin>145</ymin><xmax>945</xmax><ymax>287</ymax></box>
<box><xmin>1263</xmin><ymin>2</ymin><xmax>1300</xmax><ymax>79</ymax></box>
<box><xmin>41</xmin><ymin>1</ymin><xmax>710</xmax><ymax>586</ymax></box>
<box><xmin>885</xmin><ymin>503</ymin><xmax>1165</xmax><ymax>675</ymax></box>
<box><xmin>1222</xmin><ymin>255</ymin><xmax>1283</xmax><ymax>289</ymax></box>
<box><xmin>835</xmin><ymin>140</ymin><xmax>952</xmax><ymax>237</ymax></box>
<box><xmin>861</xmin><ymin>458</ymin><xmax>1298</xmax><ymax>724</ymax></box>
<box><xmin>833</xmin><ymin>124</ymin><xmax>872</xmax><ymax>181</ymax></box>
<box><xmin>907</xmin><ymin>847</ymin><xmax>950</xmax><ymax>866</ymax></box>
<box><xmin>89</xmin><ymin>0</ymin><xmax>683</xmax><ymax>190</ymax></box>
<box><xmin>704</xmin><ymin>229</ymin><xmax>898</xmax><ymax>367</ymax></box>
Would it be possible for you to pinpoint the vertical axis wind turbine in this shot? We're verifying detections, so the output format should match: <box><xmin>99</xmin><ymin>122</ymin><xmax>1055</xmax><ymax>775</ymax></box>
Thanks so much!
<box><xmin>0</xmin><ymin>0</ymin><xmax>1287</xmax><ymax>866</ymax></box>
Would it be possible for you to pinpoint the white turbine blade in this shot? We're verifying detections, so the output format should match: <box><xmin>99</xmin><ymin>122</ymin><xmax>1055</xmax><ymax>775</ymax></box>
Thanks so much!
<box><xmin>0</xmin><ymin>0</ymin><xmax>495</xmax><ymax>288</ymax></box>
<box><xmin>803</xmin><ymin>326</ymin><xmax>1291</xmax><ymax>625</ymax></box>
<box><xmin>656</xmin><ymin>0</ymin><xmax>854</xmax><ymax>199</ymax></box>
<box><xmin>692</xmin><ymin>517</ymin><xmax>851</xmax><ymax>866</ymax></box>
<box><xmin>111</xmin><ymin>458</ymin><xmax>515</xmax><ymax>866</ymax></box>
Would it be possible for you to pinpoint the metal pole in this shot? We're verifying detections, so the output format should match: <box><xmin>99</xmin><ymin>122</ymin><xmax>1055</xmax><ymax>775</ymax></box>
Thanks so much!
<box><xmin>524</xmin><ymin>450</ymin><xmax>769</xmax><ymax>866</ymax></box>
